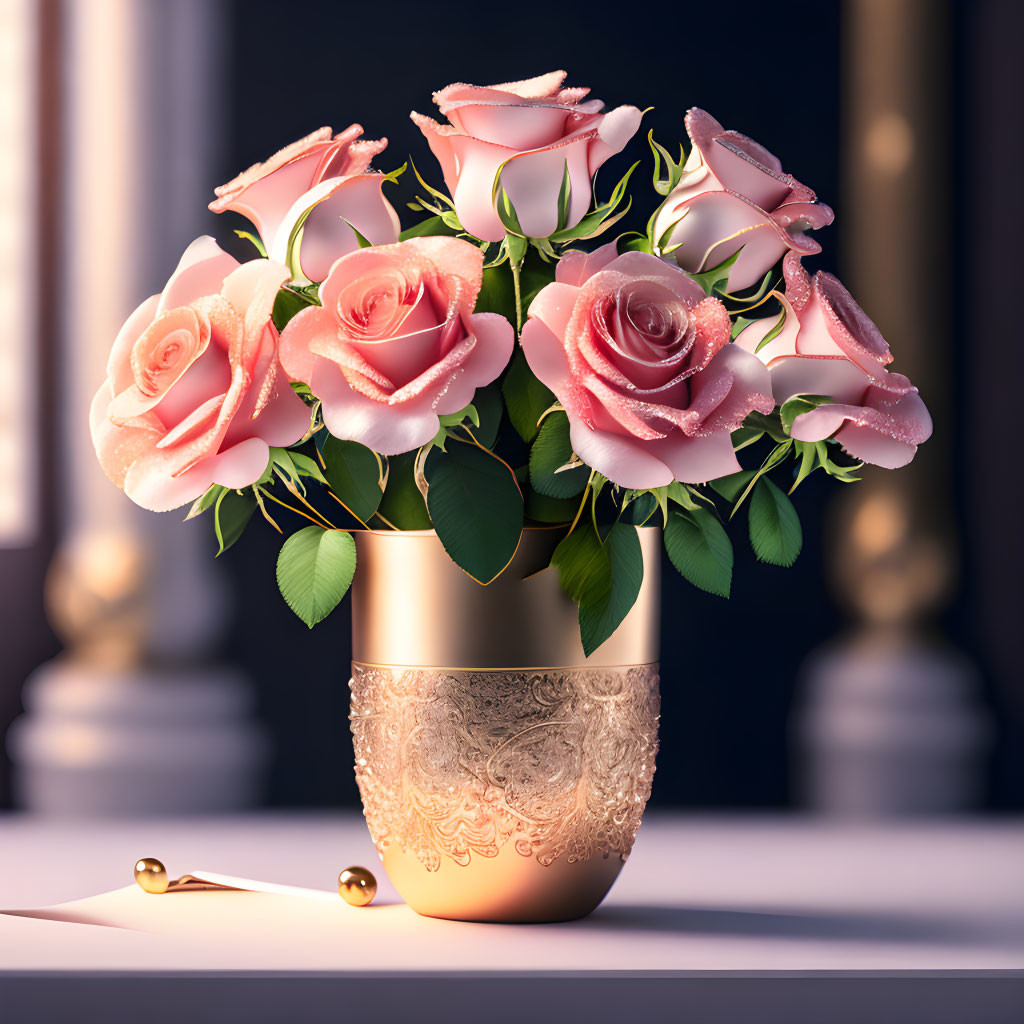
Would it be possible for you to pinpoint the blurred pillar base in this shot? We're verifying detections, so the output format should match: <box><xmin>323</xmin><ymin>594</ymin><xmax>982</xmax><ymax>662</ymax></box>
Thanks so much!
<box><xmin>796</xmin><ymin>630</ymin><xmax>987</xmax><ymax>816</ymax></box>
<box><xmin>7</xmin><ymin>664</ymin><xmax>266</xmax><ymax>816</ymax></box>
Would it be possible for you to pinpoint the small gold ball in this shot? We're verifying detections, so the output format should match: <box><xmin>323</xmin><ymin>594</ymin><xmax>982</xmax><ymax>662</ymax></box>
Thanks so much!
<box><xmin>134</xmin><ymin>857</ymin><xmax>169</xmax><ymax>894</ymax></box>
<box><xmin>338</xmin><ymin>866</ymin><xmax>377</xmax><ymax>907</ymax></box>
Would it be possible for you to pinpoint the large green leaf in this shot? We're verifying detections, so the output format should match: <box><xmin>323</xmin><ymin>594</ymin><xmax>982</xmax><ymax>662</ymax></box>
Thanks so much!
<box><xmin>709</xmin><ymin>470</ymin><xmax>757</xmax><ymax>504</ymax></box>
<box><xmin>276</xmin><ymin>526</ymin><xmax>356</xmax><ymax>627</ymax></box>
<box><xmin>476</xmin><ymin>265</ymin><xmax>516</xmax><ymax>322</ymax></box>
<box><xmin>578</xmin><ymin>523</ymin><xmax>644</xmax><ymax>657</ymax></box>
<box><xmin>321</xmin><ymin>436</ymin><xmax>382</xmax><ymax>523</ymax></box>
<box><xmin>664</xmin><ymin>506</ymin><xmax>733</xmax><ymax>598</ymax></box>
<box><xmin>424</xmin><ymin>441</ymin><xmax>524</xmax><ymax>583</ymax></box>
<box><xmin>214</xmin><ymin>488</ymin><xmax>256</xmax><ymax>555</ymax></box>
<box><xmin>472</xmin><ymin>383</ymin><xmax>503</xmax><ymax>449</ymax></box>
<box><xmin>503</xmin><ymin>350</ymin><xmax>554</xmax><ymax>443</ymax></box>
<box><xmin>377</xmin><ymin>450</ymin><xmax>431</xmax><ymax>529</ymax></box>
<box><xmin>529</xmin><ymin>413</ymin><xmax>588</xmax><ymax>498</ymax></box>
<box><xmin>551</xmin><ymin>523</ymin><xmax>611</xmax><ymax>604</ymax></box>
<box><xmin>748</xmin><ymin>478</ymin><xmax>803</xmax><ymax>566</ymax></box>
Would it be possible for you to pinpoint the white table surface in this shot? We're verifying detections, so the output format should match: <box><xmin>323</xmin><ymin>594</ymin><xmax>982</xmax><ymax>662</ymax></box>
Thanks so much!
<box><xmin>1</xmin><ymin>812</ymin><xmax>1022</xmax><ymax>1023</ymax></box>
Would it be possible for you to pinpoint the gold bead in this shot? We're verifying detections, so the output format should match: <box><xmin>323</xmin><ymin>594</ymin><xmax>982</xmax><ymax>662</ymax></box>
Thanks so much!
<box><xmin>338</xmin><ymin>866</ymin><xmax>377</xmax><ymax>906</ymax></box>
<box><xmin>134</xmin><ymin>857</ymin><xmax>169</xmax><ymax>894</ymax></box>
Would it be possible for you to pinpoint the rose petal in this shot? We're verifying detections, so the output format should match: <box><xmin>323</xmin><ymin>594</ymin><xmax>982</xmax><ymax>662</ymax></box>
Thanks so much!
<box><xmin>157</xmin><ymin>237</ymin><xmax>239</xmax><ymax>316</ymax></box>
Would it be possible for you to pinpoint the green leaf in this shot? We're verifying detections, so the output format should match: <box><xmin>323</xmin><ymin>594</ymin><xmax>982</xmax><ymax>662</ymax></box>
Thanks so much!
<box><xmin>214</xmin><ymin>488</ymin><xmax>257</xmax><ymax>555</ymax></box>
<box><xmin>551</xmin><ymin>523</ymin><xmax>611</xmax><ymax>604</ymax></box>
<box><xmin>276</xmin><ymin>526</ymin><xmax>356</xmax><ymax>627</ymax></box>
<box><xmin>529</xmin><ymin>413</ymin><xmax>588</xmax><ymax>498</ymax></box>
<box><xmin>730</xmin><ymin>426</ymin><xmax>764</xmax><ymax>452</ymax></box>
<box><xmin>748</xmin><ymin>478</ymin><xmax>803</xmax><ymax>567</ymax></box>
<box><xmin>649</xmin><ymin>130</ymin><xmax>686</xmax><ymax>195</ymax></box>
<box><xmin>664</xmin><ymin>506</ymin><xmax>733</xmax><ymax>598</ymax></box>
<box><xmin>503</xmin><ymin>350</ymin><xmax>554</xmax><ymax>442</ymax></box>
<box><xmin>272</xmin><ymin>286</ymin><xmax>319</xmax><ymax>332</ymax></box>
<box><xmin>525</xmin><ymin>488</ymin><xmax>578</xmax><ymax>524</ymax></box>
<box><xmin>780</xmin><ymin>393</ymin><xmax>832</xmax><ymax>434</ymax></box>
<box><xmin>710</xmin><ymin>470</ymin><xmax>757</xmax><ymax>503</ymax></box>
<box><xmin>548</xmin><ymin>161</ymin><xmax>639</xmax><ymax>244</ymax></box>
<box><xmin>579</xmin><ymin>522</ymin><xmax>644</xmax><ymax>657</ymax></box>
<box><xmin>476</xmin><ymin>264</ymin><xmax>516</xmax><ymax>321</ymax></box>
<box><xmin>377</xmin><ymin>450</ymin><xmax>431</xmax><ymax>529</ymax></box>
<box><xmin>424</xmin><ymin>441</ymin><xmax>524</xmax><ymax>584</ymax></box>
<box><xmin>473</xmin><ymin>383</ymin><xmax>503</xmax><ymax>449</ymax></box>
<box><xmin>321</xmin><ymin>436</ymin><xmax>383</xmax><ymax>523</ymax></box>
<box><xmin>398</xmin><ymin>215</ymin><xmax>460</xmax><ymax>241</ymax></box>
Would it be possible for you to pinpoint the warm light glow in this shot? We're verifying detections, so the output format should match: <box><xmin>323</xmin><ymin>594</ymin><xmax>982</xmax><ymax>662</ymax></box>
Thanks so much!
<box><xmin>864</xmin><ymin>111</ymin><xmax>914</xmax><ymax>177</ymax></box>
<box><xmin>850</xmin><ymin>490</ymin><xmax>908</xmax><ymax>558</ymax></box>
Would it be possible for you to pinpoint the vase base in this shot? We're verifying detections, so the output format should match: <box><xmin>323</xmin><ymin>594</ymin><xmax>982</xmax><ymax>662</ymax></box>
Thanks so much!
<box><xmin>382</xmin><ymin>841</ymin><xmax>625</xmax><ymax>923</ymax></box>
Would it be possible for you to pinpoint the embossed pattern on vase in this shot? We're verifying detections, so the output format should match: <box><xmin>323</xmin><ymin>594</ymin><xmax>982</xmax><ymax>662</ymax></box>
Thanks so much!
<box><xmin>349</xmin><ymin>663</ymin><xmax>660</xmax><ymax>871</ymax></box>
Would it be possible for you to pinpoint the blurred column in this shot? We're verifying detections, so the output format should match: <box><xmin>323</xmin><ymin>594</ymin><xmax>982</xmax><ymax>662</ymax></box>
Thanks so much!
<box><xmin>6</xmin><ymin>0</ymin><xmax>266</xmax><ymax>814</ymax></box>
<box><xmin>794</xmin><ymin>0</ymin><xmax>986</xmax><ymax>815</ymax></box>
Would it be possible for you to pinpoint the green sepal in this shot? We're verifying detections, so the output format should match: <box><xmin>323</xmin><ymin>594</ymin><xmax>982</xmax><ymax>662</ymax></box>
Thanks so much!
<box><xmin>780</xmin><ymin>393</ymin><xmax>833</xmax><ymax>435</ymax></box>
<box><xmin>234</xmin><ymin>229</ymin><xmax>267</xmax><ymax>257</ymax></box>
<box><xmin>272</xmin><ymin>285</ymin><xmax>320</xmax><ymax>332</ymax></box>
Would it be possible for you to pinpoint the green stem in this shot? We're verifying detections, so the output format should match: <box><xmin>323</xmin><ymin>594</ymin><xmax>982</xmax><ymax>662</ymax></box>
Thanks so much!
<box><xmin>511</xmin><ymin>257</ymin><xmax>523</xmax><ymax>333</ymax></box>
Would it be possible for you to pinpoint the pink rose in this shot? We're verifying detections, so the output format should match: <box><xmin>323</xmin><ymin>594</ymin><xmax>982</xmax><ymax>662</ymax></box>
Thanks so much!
<box><xmin>90</xmin><ymin>237</ymin><xmax>312</xmax><ymax>511</ymax></box>
<box><xmin>209</xmin><ymin>125</ymin><xmax>400</xmax><ymax>283</ymax></box>
<box><xmin>736</xmin><ymin>254</ymin><xmax>932</xmax><ymax>468</ymax></box>
<box><xmin>653</xmin><ymin>108</ymin><xmax>834</xmax><ymax>292</ymax></box>
<box><xmin>411</xmin><ymin>71</ymin><xmax>642</xmax><ymax>243</ymax></box>
<box><xmin>521</xmin><ymin>245</ymin><xmax>774</xmax><ymax>488</ymax></box>
<box><xmin>278</xmin><ymin>237</ymin><xmax>514</xmax><ymax>454</ymax></box>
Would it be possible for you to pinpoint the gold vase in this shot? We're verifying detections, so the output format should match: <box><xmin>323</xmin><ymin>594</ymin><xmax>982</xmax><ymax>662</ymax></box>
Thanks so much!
<box><xmin>349</xmin><ymin>527</ymin><xmax>661</xmax><ymax>923</ymax></box>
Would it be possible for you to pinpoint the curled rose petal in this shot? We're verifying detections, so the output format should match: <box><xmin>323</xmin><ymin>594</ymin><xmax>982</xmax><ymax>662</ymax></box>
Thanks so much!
<box><xmin>653</xmin><ymin>108</ymin><xmax>834</xmax><ymax>292</ymax></box>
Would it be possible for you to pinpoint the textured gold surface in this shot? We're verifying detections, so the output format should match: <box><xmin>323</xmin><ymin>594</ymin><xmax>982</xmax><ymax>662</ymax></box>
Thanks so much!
<box><xmin>350</xmin><ymin>662</ymin><xmax>660</xmax><ymax>922</ymax></box>
<box><xmin>338</xmin><ymin>866</ymin><xmax>377</xmax><ymax>906</ymax></box>
<box><xmin>351</xmin><ymin>527</ymin><xmax>660</xmax><ymax>669</ymax></box>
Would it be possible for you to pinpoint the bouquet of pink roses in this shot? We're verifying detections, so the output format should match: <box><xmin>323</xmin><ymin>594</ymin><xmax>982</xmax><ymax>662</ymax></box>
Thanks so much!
<box><xmin>90</xmin><ymin>72</ymin><xmax>931</xmax><ymax>655</ymax></box>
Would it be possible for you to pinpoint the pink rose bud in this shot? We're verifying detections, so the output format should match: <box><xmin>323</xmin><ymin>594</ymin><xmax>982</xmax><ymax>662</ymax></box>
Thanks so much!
<box><xmin>411</xmin><ymin>71</ymin><xmax>642</xmax><ymax>243</ymax></box>
<box><xmin>521</xmin><ymin>246</ymin><xmax>775</xmax><ymax>489</ymax></box>
<box><xmin>210</xmin><ymin>125</ymin><xmax>400</xmax><ymax>283</ymax></box>
<box><xmin>90</xmin><ymin>238</ymin><xmax>312</xmax><ymax>511</ymax></box>
<box><xmin>653</xmin><ymin>108</ymin><xmax>834</xmax><ymax>292</ymax></box>
<box><xmin>278</xmin><ymin>237</ymin><xmax>514</xmax><ymax>455</ymax></box>
<box><xmin>736</xmin><ymin>253</ymin><xmax>932</xmax><ymax>468</ymax></box>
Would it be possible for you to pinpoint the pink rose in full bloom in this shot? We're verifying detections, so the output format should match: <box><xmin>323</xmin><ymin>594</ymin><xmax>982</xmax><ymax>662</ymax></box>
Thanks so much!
<box><xmin>736</xmin><ymin>254</ymin><xmax>932</xmax><ymax>468</ymax></box>
<box><xmin>90</xmin><ymin>237</ymin><xmax>312</xmax><ymax>511</ymax></box>
<box><xmin>652</xmin><ymin>108</ymin><xmax>834</xmax><ymax>292</ymax></box>
<box><xmin>411</xmin><ymin>71</ymin><xmax>642</xmax><ymax>243</ymax></box>
<box><xmin>521</xmin><ymin>245</ymin><xmax>774</xmax><ymax>488</ymax></box>
<box><xmin>209</xmin><ymin>125</ymin><xmax>400</xmax><ymax>283</ymax></box>
<box><xmin>279</xmin><ymin>237</ymin><xmax>514</xmax><ymax>455</ymax></box>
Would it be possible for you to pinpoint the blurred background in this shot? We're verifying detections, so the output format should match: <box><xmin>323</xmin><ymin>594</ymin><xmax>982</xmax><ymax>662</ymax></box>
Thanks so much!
<box><xmin>0</xmin><ymin>0</ymin><xmax>1020</xmax><ymax>816</ymax></box>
